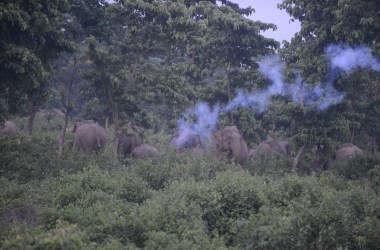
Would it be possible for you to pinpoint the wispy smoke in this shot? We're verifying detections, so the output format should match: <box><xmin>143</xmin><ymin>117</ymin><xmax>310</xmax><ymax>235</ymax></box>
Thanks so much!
<box><xmin>175</xmin><ymin>44</ymin><xmax>379</xmax><ymax>145</ymax></box>
<box><xmin>176</xmin><ymin>103</ymin><xmax>219</xmax><ymax>148</ymax></box>
<box><xmin>325</xmin><ymin>44</ymin><xmax>380</xmax><ymax>72</ymax></box>
<box><xmin>223</xmin><ymin>55</ymin><xmax>286</xmax><ymax>113</ymax></box>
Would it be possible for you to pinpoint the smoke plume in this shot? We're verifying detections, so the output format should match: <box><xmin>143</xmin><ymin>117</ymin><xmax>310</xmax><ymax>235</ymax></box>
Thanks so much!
<box><xmin>176</xmin><ymin>103</ymin><xmax>219</xmax><ymax>148</ymax></box>
<box><xmin>325</xmin><ymin>44</ymin><xmax>380</xmax><ymax>72</ymax></box>
<box><xmin>174</xmin><ymin>44</ymin><xmax>380</xmax><ymax>145</ymax></box>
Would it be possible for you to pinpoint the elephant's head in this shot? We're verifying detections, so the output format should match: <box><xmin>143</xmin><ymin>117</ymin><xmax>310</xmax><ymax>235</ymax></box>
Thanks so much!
<box><xmin>213</xmin><ymin>126</ymin><xmax>248</xmax><ymax>166</ymax></box>
<box><xmin>118</xmin><ymin>133</ymin><xmax>143</xmax><ymax>156</ymax></box>
<box><xmin>73</xmin><ymin>120</ymin><xmax>95</xmax><ymax>133</ymax></box>
<box><xmin>279</xmin><ymin>141</ymin><xmax>292</xmax><ymax>155</ymax></box>
<box><xmin>253</xmin><ymin>139</ymin><xmax>292</xmax><ymax>158</ymax></box>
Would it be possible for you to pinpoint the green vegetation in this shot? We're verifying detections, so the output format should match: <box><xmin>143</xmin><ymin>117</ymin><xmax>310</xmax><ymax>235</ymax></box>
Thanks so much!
<box><xmin>1</xmin><ymin>0</ymin><xmax>380</xmax><ymax>249</ymax></box>
<box><xmin>1</xmin><ymin>118</ymin><xmax>380</xmax><ymax>249</ymax></box>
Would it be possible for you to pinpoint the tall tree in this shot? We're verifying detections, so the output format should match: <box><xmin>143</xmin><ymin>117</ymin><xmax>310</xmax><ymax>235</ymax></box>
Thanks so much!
<box><xmin>53</xmin><ymin>0</ymin><xmax>109</xmax><ymax>155</ymax></box>
<box><xmin>0</xmin><ymin>0</ymin><xmax>74</xmax><ymax>134</ymax></box>
<box><xmin>278</xmin><ymin>0</ymin><xmax>380</xmax><ymax>168</ymax></box>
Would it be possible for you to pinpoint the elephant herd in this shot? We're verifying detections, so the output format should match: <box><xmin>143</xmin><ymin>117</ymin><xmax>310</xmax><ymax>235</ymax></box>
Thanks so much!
<box><xmin>1</xmin><ymin>119</ymin><xmax>366</xmax><ymax>166</ymax></box>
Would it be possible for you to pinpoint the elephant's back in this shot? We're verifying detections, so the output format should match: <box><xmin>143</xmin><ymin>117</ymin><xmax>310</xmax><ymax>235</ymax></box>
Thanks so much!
<box><xmin>76</xmin><ymin>124</ymin><xmax>106</xmax><ymax>149</ymax></box>
<box><xmin>132</xmin><ymin>144</ymin><xmax>159</xmax><ymax>158</ymax></box>
<box><xmin>335</xmin><ymin>145</ymin><xmax>363</xmax><ymax>161</ymax></box>
<box><xmin>1</xmin><ymin>121</ymin><xmax>19</xmax><ymax>136</ymax></box>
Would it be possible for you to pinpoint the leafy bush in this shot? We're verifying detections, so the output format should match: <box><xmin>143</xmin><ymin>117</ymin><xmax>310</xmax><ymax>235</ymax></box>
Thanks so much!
<box><xmin>246</xmin><ymin>154</ymin><xmax>294</xmax><ymax>178</ymax></box>
<box><xmin>331</xmin><ymin>153</ymin><xmax>380</xmax><ymax>179</ymax></box>
<box><xmin>125</xmin><ymin>151</ymin><xmax>236</xmax><ymax>190</ymax></box>
<box><xmin>0</xmin><ymin>136</ymin><xmax>112</xmax><ymax>183</ymax></box>
<box><xmin>233</xmin><ymin>174</ymin><xmax>380</xmax><ymax>249</ymax></box>
<box><xmin>131</xmin><ymin>171</ymin><xmax>266</xmax><ymax>247</ymax></box>
<box><xmin>2</xmin><ymin>220</ymin><xmax>92</xmax><ymax>249</ymax></box>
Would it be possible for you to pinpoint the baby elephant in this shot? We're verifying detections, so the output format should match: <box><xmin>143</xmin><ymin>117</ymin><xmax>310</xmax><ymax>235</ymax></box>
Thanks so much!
<box><xmin>73</xmin><ymin>120</ymin><xmax>107</xmax><ymax>155</ymax></box>
<box><xmin>0</xmin><ymin>121</ymin><xmax>19</xmax><ymax>136</ymax></box>
<box><xmin>132</xmin><ymin>144</ymin><xmax>160</xmax><ymax>158</ymax></box>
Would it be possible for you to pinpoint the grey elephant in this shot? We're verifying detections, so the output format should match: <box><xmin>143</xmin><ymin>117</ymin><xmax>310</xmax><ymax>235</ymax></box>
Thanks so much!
<box><xmin>0</xmin><ymin>121</ymin><xmax>19</xmax><ymax>136</ymax></box>
<box><xmin>171</xmin><ymin>132</ymin><xmax>204</xmax><ymax>156</ymax></box>
<box><xmin>72</xmin><ymin>120</ymin><xmax>107</xmax><ymax>154</ymax></box>
<box><xmin>251</xmin><ymin>139</ymin><xmax>292</xmax><ymax>159</ymax></box>
<box><xmin>132</xmin><ymin>144</ymin><xmax>160</xmax><ymax>158</ymax></box>
<box><xmin>213</xmin><ymin>126</ymin><xmax>248</xmax><ymax>166</ymax></box>
<box><xmin>335</xmin><ymin>143</ymin><xmax>363</xmax><ymax>161</ymax></box>
<box><xmin>118</xmin><ymin>133</ymin><xmax>143</xmax><ymax>156</ymax></box>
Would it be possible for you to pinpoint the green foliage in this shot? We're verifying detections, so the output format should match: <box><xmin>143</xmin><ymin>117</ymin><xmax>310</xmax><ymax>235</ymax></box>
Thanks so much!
<box><xmin>125</xmin><ymin>151</ymin><xmax>236</xmax><ymax>190</ymax></box>
<box><xmin>0</xmin><ymin>0</ymin><xmax>74</xmax><ymax>119</ymax></box>
<box><xmin>331</xmin><ymin>153</ymin><xmax>380</xmax><ymax>179</ymax></box>
<box><xmin>234</xmin><ymin>174</ymin><xmax>380</xmax><ymax>249</ymax></box>
<box><xmin>2</xmin><ymin>220</ymin><xmax>91</xmax><ymax>250</ymax></box>
<box><xmin>246</xmin><ymin>154</ymin><xmax>294</xmax><ymax>178</ymax></box>
<box><xmin>2</xmin><ymin>0</ymin><xmax>380</xmax><ymax>249</ymax></box>
<box><xmin>0</xmin><ymin>135</ymin><xmax>100</xmax><ymax>183</ymax></box>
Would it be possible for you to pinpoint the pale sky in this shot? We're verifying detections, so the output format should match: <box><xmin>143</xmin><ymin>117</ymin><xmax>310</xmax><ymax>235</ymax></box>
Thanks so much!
<box><xmin>234</xmin><ymin>0</ymin><xmax>301</xmax><ymax>43</ymax></box>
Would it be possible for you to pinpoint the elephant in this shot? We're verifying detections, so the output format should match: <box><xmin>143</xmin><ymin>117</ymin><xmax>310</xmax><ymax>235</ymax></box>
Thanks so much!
<box><xmin>335</xmin><ymin>143</ymin><xmax>363</xmax><ymax>161</ymax></box>
<box><xmin>171</xmin><ymin>131</ymin><xmax>204</xmax><ymax>156</ymax></box>
<box><xmin>213</xmin><ymin>126</ymin><xmax>249</xmax><ymax>166</ymax></box>
<box><xmin>72</xmin><ymin>120</ymin><xmax>107</xmax><ymax>154</ymax></box>
<box><xmin>0</xmin><ymin>121</ymin><xmax>19</xmax><ymax>136</ymax></box>
<box><xmin>118</xmin><ymin>133</ymin><xmax>143</xmax><ymax>156</ymax></box>
<box><xmin>132</xmin><ymin>144</ymin><xmax>160</xmax><ymax>158</ymax></box>
<box><xmin>251</xmin><ymin>139</ymin><xmax>292</xmax><ymax>159</ymax></box>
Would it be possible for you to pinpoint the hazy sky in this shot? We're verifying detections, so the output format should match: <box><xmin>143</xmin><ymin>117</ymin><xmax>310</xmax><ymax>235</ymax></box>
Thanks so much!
<box><xmin>234</xmin><ymin>0</ymin><xmax>301</xmax><ymax>42</ymax></box>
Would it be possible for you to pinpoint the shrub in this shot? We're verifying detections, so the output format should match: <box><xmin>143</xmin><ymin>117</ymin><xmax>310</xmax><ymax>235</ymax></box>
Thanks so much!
<box><xmin>331</xmin><ymin>153</ymin><xmax>380</xmax><ymax>179</ymax></box>
<box><xmin>246</xmin><ymin>154</ymin><xmax>294</xmax><ymax>178</ymax></box>
<box><xmin>1</xmin><ymin>220</ymin><xmax>92</xmax><ymax>249</ymax></box>
<box><xmin>125</xmin><ymin>151</ymin><xmax>236</xmax><ymax>190</ymax></box>
<box><xmin>131</xmin><ymin>171</ymin><xmax>266</xmax><ymax>247</ymax></box>
<box><xmin>0</xmin><ymin>136</ymin><xmax>113</xmax><ymax>183</ymax></box>
<box><xmin>234</xmin><ymin>174</ymin><xmax>380</xmax><ymax>249</ymax></box>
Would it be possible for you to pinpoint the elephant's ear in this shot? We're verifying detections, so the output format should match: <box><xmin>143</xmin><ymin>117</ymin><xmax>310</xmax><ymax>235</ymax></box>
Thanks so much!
<box><xmin>213</xmin><ymin>131</ymin><xmax>223</xmax><ymax>147</ymax></box>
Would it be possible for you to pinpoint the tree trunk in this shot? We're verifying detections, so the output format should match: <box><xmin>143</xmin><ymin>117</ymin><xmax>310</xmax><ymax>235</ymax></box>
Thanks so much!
<box><xmin>26</xmin><ymin>93</ymin><xmax>38</xmax><ymax>138</ymax></box>
<box><xmin>225</xmin><ymin>63</ymin><xmax>234</xmax><ymax>124</ymax></box>
<box><xmin>58</xmin><ymin>115</ymin><xmax>69</xmax><ymax>156</ymax></box>
<box><xmin>292</xmin><ymin>144</ymin><xmax>306</xmax><ymax>171</ymax></box>
<box><xmin>112</xmin><ymin>107</ymin><xmax>120</xmax><ymax>163</ymax></box>
<box><xmin>58</xmin><ymin>54</ymin><xmax>76</xmax><ymax>156</ymax></box>
<box><xmin>349</xmin><ymin>129</ymin><xmax>355</xmax><ymax>143</ymax></box>
<box><xmin>105</xmin><ymin>116</ymin><xmax>109</xmax><ymax>130</ymax></box>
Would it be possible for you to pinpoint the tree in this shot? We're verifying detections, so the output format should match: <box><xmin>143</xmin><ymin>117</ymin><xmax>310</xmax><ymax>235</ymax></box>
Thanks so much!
<box><xmin>0</xmin><ymin>0</ymin><xmax>74</xmax><ymax>134</ymax></box>
<box><xmin>278</xmin><ymin>0</ymin><xmax>380</xmax><ymax>168</ymax></box>
<box><xmin>52</xmin><ymin>0</ymin><xmax>110</xmax><ymax>155</ymax></box>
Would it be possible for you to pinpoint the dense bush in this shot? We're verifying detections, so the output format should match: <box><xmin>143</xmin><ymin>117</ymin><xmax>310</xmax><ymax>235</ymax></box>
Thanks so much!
<box><xmin>0</xmin><ymin>136</ymin><xmax>112</xmax><ymax>183</ymax></box>
<box><xmin>234</xmin><ymin>174</ymin><xmax>380</xmax><ymax>249</ymax></box>
<box><xmin>1</xmin><ymin>121</ymin><xmax>380</xmax><ymax>249</ymax></box>
<box><xmin>331</xmin><ymin>153</ymin><xmax>380</xmax><ymax>179</ymax></box>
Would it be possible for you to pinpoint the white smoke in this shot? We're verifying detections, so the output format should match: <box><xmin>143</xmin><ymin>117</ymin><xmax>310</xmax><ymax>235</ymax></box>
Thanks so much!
<box><xmin>222</xmin><ymin>55</ymin><xmax>286</xmax><ymax>113</ymax></box>
<box><xmin>176</xmin><ymin>103</ymin><xmax>220</xmax><ymax>148</ymax></box>
<box><xmin>175</xmin><ymin>44</ymin><xmax>380</xmax><ymax>145</ymax></box>
<box><xmin>325</xmin><ymin>44</ymin><xmax>380</xmax><ymax>72</ymax></box>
